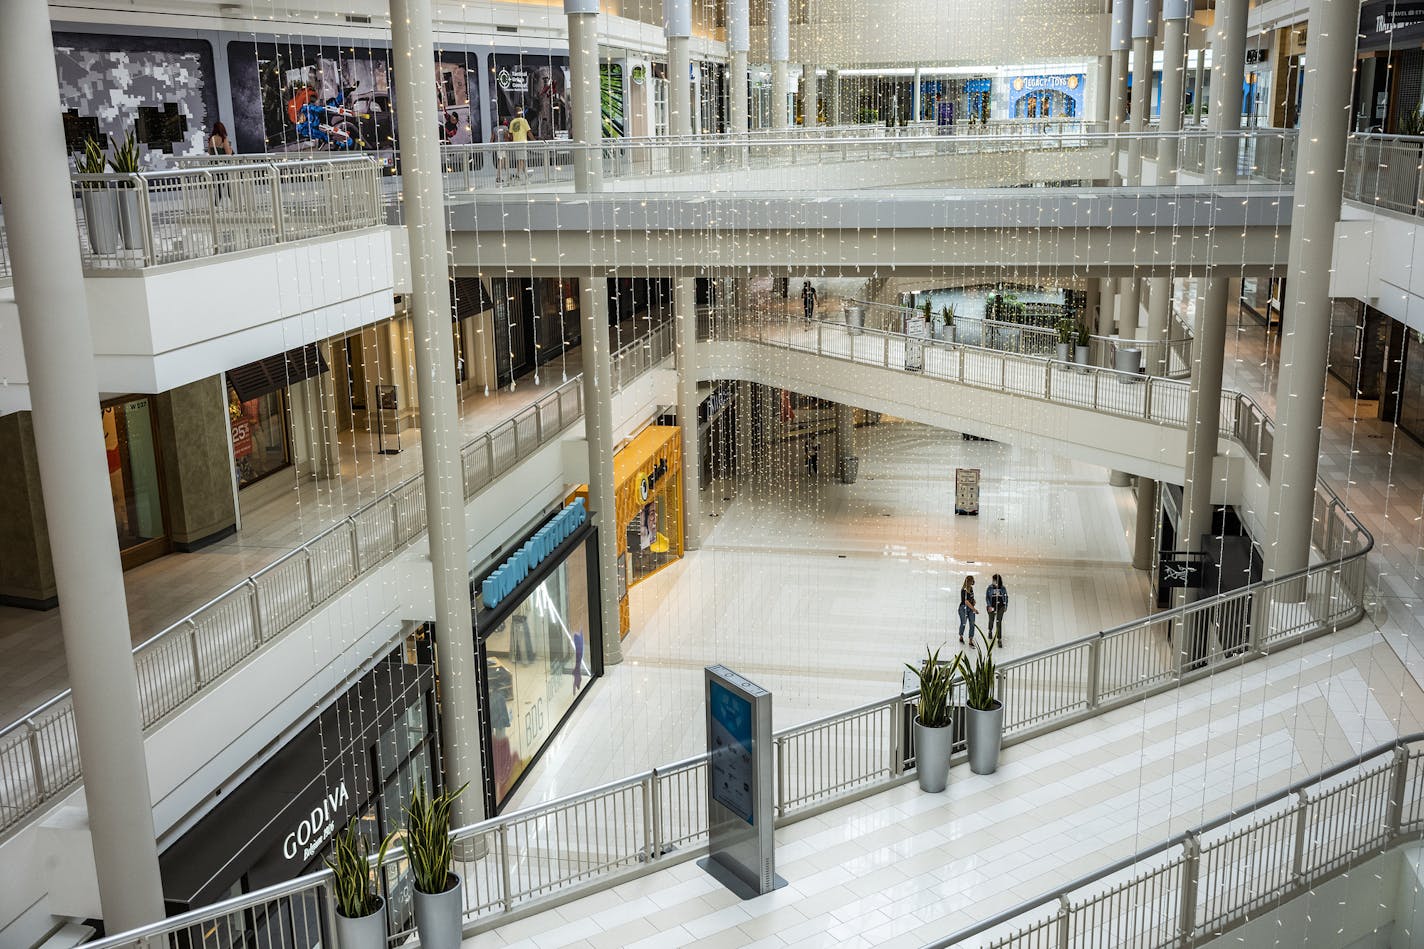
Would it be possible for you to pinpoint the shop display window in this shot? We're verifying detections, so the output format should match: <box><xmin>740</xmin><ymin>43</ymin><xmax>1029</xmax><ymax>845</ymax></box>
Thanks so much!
<box><xmin>482</xmin><ymin>542</ymin><xmax>594</xmax><ymax>808</ymax></box>
<box><xmin>229</xmin><ymin>387</ymin><xmax>292</xmax><ymax>488</ymax></box>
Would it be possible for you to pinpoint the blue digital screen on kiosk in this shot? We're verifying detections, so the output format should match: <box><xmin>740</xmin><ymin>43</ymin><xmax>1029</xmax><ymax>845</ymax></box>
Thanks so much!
<box><xmin>709</xmin><ymin>681</ymin><xmax>755</xmax><ymax>825</ymax></box>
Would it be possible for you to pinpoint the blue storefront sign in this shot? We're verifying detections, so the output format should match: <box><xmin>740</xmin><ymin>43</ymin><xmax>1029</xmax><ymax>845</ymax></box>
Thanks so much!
<box><xmin>1007</xmin><ymin>73</ymin><xmax>1086</xmax><ymax>118</ymax></box>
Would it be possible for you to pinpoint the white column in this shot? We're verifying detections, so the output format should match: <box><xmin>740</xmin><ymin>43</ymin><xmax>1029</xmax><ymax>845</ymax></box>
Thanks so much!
<box><xmin>769</xmin><ymin>0</ymin><xmax>790</xmax><ymax>127</ymax></box>
<box><xmin>827</xmin><ymin>69</ymin><xmax>841</xmax><ymax>125</ymax></box>
<box><xmin>1194</xmin><ymin>47</ymin><xmax>1207</xmax><ymax>125</ymax></box>
<box><xmin>1157</xmin><ymin>0</ymin><xmax>1191</xmax><ymax>179</ymax></box>
<box><xmin>835</xmin><ymin>403</ymin><xmax>856</xmax><ymax>482</ymax></box>
<box><xmin>803</xmin><ymin>65</ymin><xmax>820</xmax><ymax>126</ymax></box>
<box><xmin>1180</xmin><ymin>0</ymin><xmax>1248</xmax><ymax>558</ymax></box>
<box><xmin>1266</xmin><ymin>0</ymin><xmax>1357</xmax><ymax>576</ymax></box>
<box><xmin>566</xmin><ymin>0</ymin><xmax>603</xmax><ymax>192</ymax></box>
<box><xmin>1109</xmin><ymin>0</ymin><xmax>1134</xmax><ymax>134</ymax></box>
<box><xmin>912</xmin><ymin>67</ymin><xmax>923</xmax><ymax>122</ymax></box>
<box><xmin>665</xmin><ymin>0</ymin><xmax>693</xmax><ymax>138</ymax></box>
<box><xmin>579</xmin><ymin>274</ymin><xmax>623</xmax><ymax>662</ymax></box>
<box><xmin>1126</xmin><ymin>0</ymin><xmax>1158</xmax><ymax>182</ymax></box>
<box><xmin>1133</xmin><ymin>476</ymin><xmax>1158</xmax><ymax>570</ymax></box>
<box><xmin>727</xmin><ymin>0</ymin><xmax>750</xmax><ymax>132</ymax></box>
<box><xmin>675</xmin><ymin>280</ymin><xmax>702</xmax><ymax>549</ymax></box>
<box><xmin>0</xmin><ymin>0</ymin><xmax>166</xmax><ymax>930</ymax></box>
<box><xmin>389</xmin><ymin>0</ymin><xmax>486</xmax><ymax>825</ymax></box>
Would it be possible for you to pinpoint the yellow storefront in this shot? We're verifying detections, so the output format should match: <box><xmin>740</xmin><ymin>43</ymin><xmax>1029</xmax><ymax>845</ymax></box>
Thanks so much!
<box><xmin>573</xmin><ymin>425</ymin><xmax>684</xmax><ymax>638</ymax></box>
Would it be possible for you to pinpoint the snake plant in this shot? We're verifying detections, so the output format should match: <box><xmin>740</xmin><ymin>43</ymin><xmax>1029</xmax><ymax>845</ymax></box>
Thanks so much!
<box><xmin>325</xmin><ymin>818</ymin><xmax>396</xmax><ymax>918</ymax></box>
<box><xmin>953</xmin><ymin>638</ymin><xmax>999</xmax><ymax>711</ymax></box>
<box><xmin>906</xmin><ymin>646</ymin><xmax>955</xmax><ymax>728</ymax></box>
<box><xmin>404</xmin><ymin>781</ymin><xmax>469</xmax><ymax>894</ymax></box>
<box><xmin>75</xmin><ymin>138</ymin><xmax>108</xmax><ymax>175</ymax></box>
<box><xmin>108</xmin><ymin>131</ymin><xmax>141</xmax><ymax>173</ymax></box>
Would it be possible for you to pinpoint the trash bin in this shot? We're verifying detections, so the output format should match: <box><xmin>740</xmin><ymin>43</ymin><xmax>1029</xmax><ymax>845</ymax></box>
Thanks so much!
<box><xmin>846</xmin><ymin>304</ymin><xmax>865</xmax><ymax>336</ymax></box>
<box><xmin>839</xmin><ymin>456</ymin><xmax>860</xmax><ymax>484</ymax></box>
<box><xmin>1114</xmin><ymin>347</ymin><xmax>1144</xmax><ymax>382</ymax></box>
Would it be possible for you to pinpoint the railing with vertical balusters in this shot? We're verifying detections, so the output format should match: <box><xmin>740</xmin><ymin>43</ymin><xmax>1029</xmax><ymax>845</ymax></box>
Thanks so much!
<box><xmin>0</xmin><ymin>320</ymin><xmax>674</xmax><ymax>839</ymax></box>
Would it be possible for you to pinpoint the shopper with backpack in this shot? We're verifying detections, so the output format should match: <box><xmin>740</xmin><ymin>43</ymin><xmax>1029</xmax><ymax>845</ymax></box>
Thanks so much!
<box><xmin>985</xmin><ymin>574</ymin><xmax>1009</xmax><ymax>647</ymax></box>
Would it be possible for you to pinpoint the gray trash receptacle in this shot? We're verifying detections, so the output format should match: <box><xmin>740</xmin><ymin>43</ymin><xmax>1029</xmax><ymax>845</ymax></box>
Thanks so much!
<box><xmin>846</xmin><ymin>304</ymin><xmax>865</xmax><ymax>336</ymax></box>
<box><xmin>839</xmin><ymin>456</ymin><xmax>860</xmax><ymax>484</ymax></box>
<box><xmin>1114</xmin><ymin>347</ymin><xmax>1144</xmax><ymax>382</ymax></box>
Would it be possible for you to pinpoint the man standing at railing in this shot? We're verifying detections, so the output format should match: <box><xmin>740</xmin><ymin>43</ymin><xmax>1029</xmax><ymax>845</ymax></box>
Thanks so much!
<box><xmin>802</xmin><ymin>280</ymin><xmax>818</xmax><ymax>322</ymax></box>
<box><xmin>493</xmin><ymin>119</ymin><xmax>512</xmax><ymax>183</ymax></box>
<box><xmin>509</xmin><ymin>108</ymin><xmax>532</xmax><ymax>180</ymax></box>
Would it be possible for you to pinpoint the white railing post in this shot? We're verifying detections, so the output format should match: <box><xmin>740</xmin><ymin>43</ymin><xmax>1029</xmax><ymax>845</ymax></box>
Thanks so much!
<box><xmin>26</xmin><ymin>724</ymin><xmax>45</xmax><ymax>796</ymax></box>
<box><xmin>269</xmin><ymin>166</ymin><xmax>285</xmax><ymax>243</ymax></box>
<box><xmin>188</xmin><ymin>620</ymin><xmax>205</xmax><ymax>688</ymax></box>
<box><xmin>1055</xmin><ymin>894</ymin><xmax>1071</xmax><ymax>949</ymax></box>
<box><xmin>1389</xmin><ymin>744</ymin><xmax>1411</xmax><ymax>838</ymax></box>
<box><xmin>135</xmin><ymin>175</ymin><xmax>156</xmax><ymax>266</ymax></box>
<box><xmin>1178</xmin><ymin>831</ymin><xmax>1200</xmax><ymax>941</ymax></box>
<box><xmin>202</xmin><ymin>169</ymin><xmax>219</xmax><ymax>254</ymax></box>
<box><xmin>1085</xmin><ymin>637</ymin><xmax>1102</xmax><ymax>709</ymax></box>
<box><xmin>498</xmin><ymin>822</ymin><xmax>515</xmax><ymax>912</ymax></box>
<box><xmin>890</xmin><ymin>697</ymin><xmax>905</xmax><ymax>776</ymax></box>
<box><xmin>347</xmin><ymin>517</ymin><xmax>361</xmax><ymax>573</ymax></box>
<box><xmin>775</xmin><ymin>735</ymin><xmax>788</xmax><ymax>818</ymax></box>
<box><xmin>1291</xmin><ymin>788</ymin><xmax>1310</xmax><ymax>881</ymax></box>
<box><xmin>247</xmin><ymin>578</ymin><xmax>263</xmax><ymax>646</ymax></box>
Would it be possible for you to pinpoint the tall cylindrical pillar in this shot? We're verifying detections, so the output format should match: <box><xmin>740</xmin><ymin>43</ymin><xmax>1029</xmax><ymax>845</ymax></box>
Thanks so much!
<box><xmin>728</xmin><ymin>0</ymin><xmax>750</xmax><ymax>132</ymax></box>
<box><xmin>1117</xmin><ymin>278</ymin><xmax>1140</xmax><ymax>340</ymax></box>
<box><xmin>675</xmin><ymin>279</ymin><xmax>702</xmax><ymax>549</ymax></box>
<box><xmin>1097</xmin><ymin>277</ymin><xmax>1117</xmax><ymax>340</ymax></box>
<box><xmin>827</xmin><ymin>69</ymin><xmax>841</xmax><ymax>125</ymax></box>
<box><xmin>1145</xmin><ymin>276</ymin><xmax>1172</xmax><ymax>375</ymax></box>
<box><xmin>0</xmin><ymin>0</ymin><xmax>166</xmax><ymax>930</ymax></box>
<box><xmin>835</xmin><ymin>403</ymin><xmax>855</xmax><ymax>482</ymax></box>
<box><xmin>665</xmin><ymin>0</ymin><xmax>693</xmax><ymax>138</ymax></box>
<box><xmin>567</xmin><ymin>1</ymin><xmax>603</xmax><ymax>192</ymax></box>
<box><xmin>1266</xmin><ymin>0</ymin><xmax>1357</xmax><ymax>576</ymax></box>
<box><xmin>911</xmin><ymin>67</ymin><xmax>923</xmax><ymax>122</ymax></box>
<box><xmin>1157</xmin><ymin>0</ymin><xmax>1191</xmax><ymax>178</ymax></box>
<box><xmin>1109</xmin><ymin>0</ymin><xmax>1134</xmax><ymax>133</ymax></box>
<box><xmin>1126</xmin><ymin>0</ymin><xmax>1158</xmax><ymax>181</ymax></box>
<box><xmin>1211</xmin><ymin>0</ymin><xmax>1248</xmax><ymax>181</ymax></box>
<box><xmin>1180</xmin><ymin>0</ymin><xmax>1250</xmax><ymax>559</ymax></box>
<box><xmin>390</xmin><ymin>0</ymin><xmax>487</xmax><ymax>826</ymax></box>
<box><xmin>803</xmin><ymin>65</ymin><xmax>820</xmax><ymax>126</ymax></box>
<box><xmin>1133</xmin><ymin>476</ymin><xmax>1159</xmax><ymax>570</ymax></box>
<box><xmin>578</xmin><ymin>274</ymin><xmax>624</xmax><ymax>662</ymax></box>
<box><xmin>769</xmin><ymin>0</ymin><xmax>790</xmax><ymax>128</ymax></box>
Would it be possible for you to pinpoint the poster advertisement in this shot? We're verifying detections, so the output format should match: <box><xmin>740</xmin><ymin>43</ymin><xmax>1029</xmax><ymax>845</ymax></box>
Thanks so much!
<box><xmin>955</xmin><ymin>467</ymin><xmax>981</xmax><ymax>516</ymax></box>
<box><xmin>226</xmin><ymin>41</ymin><xmax>482</xmax><ymax>154</ymax></box>
<box><xmin>491</xmin><ymin>54</ymin><xmax>571</xmax><ymax>140</ymax></box>
<box><xmin>904</xmin><ymin>313</ymin><xmax>928</xmax><ymax>372</ymax></box>
<box><xmin>709</xmin><ymin>682</ymin><xmax>755</xmax><ymax>825</ymax></box>
<box><xmin>638</xmin><ymin>502</ymin><xmax>656</xmax><ymax>550</ymax></box>
<box><xmin>600</xmin><ymin>63</ymin><xmax>625</xmax><ymax>138</ymax></box>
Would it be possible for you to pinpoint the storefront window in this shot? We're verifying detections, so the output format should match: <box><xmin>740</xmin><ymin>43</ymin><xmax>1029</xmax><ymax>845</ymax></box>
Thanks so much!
<box><xmin>483</xmin><ymin>542</ymin><xmax>594</xmax><ymax>807</ymax></box>
<box><xmin>101</xmin><ymin>396</ymin><xmax>168</xmax><ymax>567</ymax></box>
<box><xmin>229</xmin><ymin>387</ymin><xmax>292</xmax><ymax>487</ymax></box>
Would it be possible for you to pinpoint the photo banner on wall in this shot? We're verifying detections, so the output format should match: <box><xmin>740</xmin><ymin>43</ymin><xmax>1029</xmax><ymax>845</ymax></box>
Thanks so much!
<box><xmin>492</xmin><ymin>53</ymin><xmax>571</xmax><ymax>140</ymax></box>
<box><xmin>227</xmin><ymin>40</ymin><xmax>482</xmax><ymax>154</ymax></box>
<box><xmin>600</xmin><ymin>63</ymin><xmax>625</xmax><ymax>138</ymax></box>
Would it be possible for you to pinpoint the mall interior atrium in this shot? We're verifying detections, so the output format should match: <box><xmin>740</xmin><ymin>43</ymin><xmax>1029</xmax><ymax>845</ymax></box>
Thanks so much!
<box><xmin>5</xmin><ymin>0</ymin><xmax>1424</xmax><ymax>945</ymax></box>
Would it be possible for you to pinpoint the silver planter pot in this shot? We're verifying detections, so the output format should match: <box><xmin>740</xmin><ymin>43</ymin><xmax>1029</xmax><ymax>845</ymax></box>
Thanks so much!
<box><xmin>1055</xmin><ymin>342</ymin><xmax>1071</xmax><ymax>363</ymax></box>
<box><xmin>966</xmin><ymin>702</ymin><xmax>1004</xmax><ymax>775</ymax></box>
<box><xmin>81</xmin><ymin>189</ymin><xmax>120</xmax><ymax>256</ymax></box>
<box><xmin>333</xmin><ymin>898</ymin><xmax>386</xmax><ymax>949</ymax></box>
<box><xmin>413</xmin><ymin>874</ymin><xmax>463</xmax><ymax>949</ymax></box>
<box><xmin>1075</xmin><ymin>344</ymin><xmax>1090</xmax><ymax>366</ymax></box>
<box><xmin>913</xmin><ymin>719</ymin><xmax>953</xmax><ymax>793</ymax></box>
<box><xmin>116</xmin><ymin>188</ymin><xmax>145</xmax><ymax>251</ymax></box>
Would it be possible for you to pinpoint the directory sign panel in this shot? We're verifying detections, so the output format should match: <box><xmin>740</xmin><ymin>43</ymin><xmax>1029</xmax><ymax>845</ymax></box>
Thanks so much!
<box><xmin>701</xmin><ymin>666</ymin><xmax>785</xmax><ymax>898</ymax></box>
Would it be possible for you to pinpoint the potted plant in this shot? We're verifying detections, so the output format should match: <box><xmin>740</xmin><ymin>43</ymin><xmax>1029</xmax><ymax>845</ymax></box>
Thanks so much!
<box><xmin>406</xmin><ymin>781</ymin><xmax>469</xmax><ymax>949</ymax></box>
<box><xmin>1075</xmin><ymin>325</ymin><xmax>1091</xmax><ymax>367</ymax></box>
<box><xmin>326</xmin><ymin>819</ymin><xmax>396</xmax><ymax>949</ymax></box>
<box><xmin>1055</xmin><ymin>317</ymin><xmax>1075</xmax><ymax>362</ymax></box>
<box><xmin>954</xmin><ymin>640</ymin><xmax>1002</xmax><ymax>775</ymax></box>
<box><xmin>905</xmin><ymin>646</ymin><xmax>956</xmax><ymax>792</ymax></box>
<box><xmin>107</xmin><ymin>131</ymin><xmax>146</xmax><ymax>251</ymax></box>
<box><xmin>922</xmin><ymin>297</ymin><xmax>935</xmax><ymax>337</ymax></box>
<box><xmin>75</xmin><ymin>137</ymin><xmax>120</xmax><ymax>255</ymax></box>
<box><xmin>940</xmin><ymin>304</ymin><xmax>957</xmax><ymax>343</ymax></box>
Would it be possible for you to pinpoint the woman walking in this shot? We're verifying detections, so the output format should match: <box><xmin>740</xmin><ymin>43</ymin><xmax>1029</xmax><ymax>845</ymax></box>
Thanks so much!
<box><xmin>958</xmin><ymin>575</ymin><xmax>978</xmax><ymax>646</ymax></box>
<box><xmin>985</xmin><ymin>574</ymin><xmax>1008</xmax><ymax>647</ymax></box>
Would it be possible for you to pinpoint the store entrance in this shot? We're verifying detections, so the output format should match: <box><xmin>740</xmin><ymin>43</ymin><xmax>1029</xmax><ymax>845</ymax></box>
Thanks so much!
<box><xmin>101</xmin><ymin>396</ymin><xmax>170</xmax><ymax>569</ymax></box>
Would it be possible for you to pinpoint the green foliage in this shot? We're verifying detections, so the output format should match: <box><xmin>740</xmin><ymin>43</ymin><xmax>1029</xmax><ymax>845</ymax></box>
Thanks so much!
<box><xmin>108</xmin><ymin>131</ymin><xmax>141</xmax><ymax>174</ymax></box>
<box><xmin>404</xmin><ymin>781</ymin><xmax>469</xmax><ymax>895</ymax></box>
<box><xmin>76</xmin><ymin>138</ymin><xmax>108</xmax><ymax>175</ymax></box>
<box><xmin>906</xmin><ymin>647</ymin><xmax>955</xmax><ymax>728</ymax></box>
<box><xmin>1401</xmin><ymin>110</ymin><xmax>1424</xmax><ymax>138</ymax></box>
<box><xmin>1057</xmin><ymin>316</ymin><xmax>1077</xmax><ymax>345</ymax></box>
<box><xmin>1077</xmin><ymin>325</ymin><xmax>1091</xmax><ymax>347</ymax></box>
<box><xmin>953</xmin><ymin>639</ymin><xmax>999</xmax><ymax>712</ymax></box>
<box><xmin>325</xmin><ymin>819</ymin><xmax>396</xmax><ymax>919</ymax></box>
<box><xmin>922</xmin><ymin>296</ymin><xmax>933</xmax><ymax>322</ymax></box>
<box><xmin>941</xmin><ymin>304</ymin><xmax>956</xmax><ymax>327</ymax></box>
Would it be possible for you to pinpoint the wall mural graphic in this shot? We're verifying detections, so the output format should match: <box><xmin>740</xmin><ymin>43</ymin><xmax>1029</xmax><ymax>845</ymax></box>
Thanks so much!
<box><xmin>601</xmin><ymin>63</ymin><xmax>625</xmax><ymax>138</ymax></box>
<box><xmin>54</xmin><ymin>32</ymin><xmax>218</xmax><ymax>168</ymax></box>
<box><xmin>227</xmin><ymin>41</ymin><xmax>482</xmax><ymax>154</ymax></box>
<box><xmin>491</xmin><ymin>54</ymin><xmax>571</xmax><ymax>140</ymax></box>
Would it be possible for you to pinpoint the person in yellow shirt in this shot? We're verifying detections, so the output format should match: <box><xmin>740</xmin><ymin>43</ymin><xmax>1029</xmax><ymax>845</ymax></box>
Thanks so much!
<box><xmin>508</xmin><ymin>109</ymin><xmax>532</xmax><ymax>179</ymax></box>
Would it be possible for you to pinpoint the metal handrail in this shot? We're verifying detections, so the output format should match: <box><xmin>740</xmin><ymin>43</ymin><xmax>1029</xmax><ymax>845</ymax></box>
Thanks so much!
<box><xmin>0</xmin><ymin>320</ymin><xmax>675</xmax><ymax>838</ymax></box>
<box><xmin>78</xmin><ymin>310</ymin><xmax>1370</xmax><ymax>949</ymax></box>
<box><xmin>928</xmin><ymin>733</ymin><xmax>1422</xmax><ymax>947</ymax></box>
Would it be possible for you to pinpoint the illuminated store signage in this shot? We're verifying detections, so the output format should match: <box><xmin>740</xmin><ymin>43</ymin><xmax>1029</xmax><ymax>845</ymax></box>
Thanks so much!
<box><xmin>481</xmin><ymin>499</ymin><xmax>588</xmax><ymax>609</ymax></box>
<box><xmin>281</xmin><ymin>781</ymin><xmax>350</xmax><ymax>863</ymax></box>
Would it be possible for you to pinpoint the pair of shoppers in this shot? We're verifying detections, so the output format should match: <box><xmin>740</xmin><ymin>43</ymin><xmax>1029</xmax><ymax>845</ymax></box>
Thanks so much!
<box><xmin>958</xmin><ymin>574</ymin><xmax>1009</xmax><ymax>647</ymax></box>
